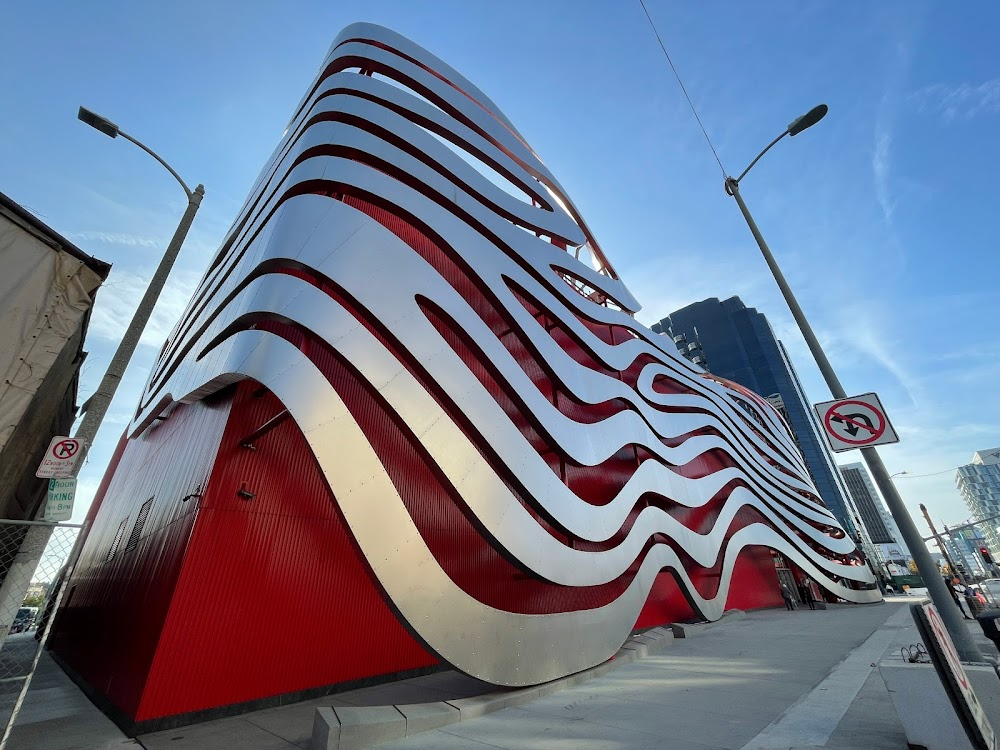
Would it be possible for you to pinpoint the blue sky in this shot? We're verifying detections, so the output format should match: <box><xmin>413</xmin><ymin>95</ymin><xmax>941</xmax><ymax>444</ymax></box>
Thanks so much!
<box><xmin>1</xmin><ymin>1</ymin><xmax>997</xmax><ymax>534</ymax></box>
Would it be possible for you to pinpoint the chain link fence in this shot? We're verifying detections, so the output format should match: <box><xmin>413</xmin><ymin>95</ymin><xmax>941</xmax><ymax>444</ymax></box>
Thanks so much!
<box><xmin>0</xmin><ymin>520</ymin><xmax>80</xmax><ymax>735</ymax></box>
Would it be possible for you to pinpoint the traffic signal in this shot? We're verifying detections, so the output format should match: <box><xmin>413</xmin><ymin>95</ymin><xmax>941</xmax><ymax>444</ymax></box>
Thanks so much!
<box><xmin>980</xmin><ymin>547</ymin><xmax>994</xmax><ymax>565</ymax></box>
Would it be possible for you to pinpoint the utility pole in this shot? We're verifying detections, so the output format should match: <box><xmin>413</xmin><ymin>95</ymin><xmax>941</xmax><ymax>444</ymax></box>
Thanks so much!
<box><xmin>921</xmin><ymin>504</ymin><xmax>967</xmax><ymax>586</ymax></box>
<box><xmin>726</xmin><ymin>103</ymin><xmax>985</xmax><ymax>661</ymax></box>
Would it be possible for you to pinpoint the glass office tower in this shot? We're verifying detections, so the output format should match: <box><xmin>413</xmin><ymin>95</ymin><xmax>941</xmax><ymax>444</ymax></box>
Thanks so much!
<box><xmin>840</xmin><ymin>462</ymin><xmax>895</xmax><ymax>544</ymax></box>
<box><xmin>957</xmin><ymin>449</ymin><xmax>1000</xmax><ymax>557</ymax></box>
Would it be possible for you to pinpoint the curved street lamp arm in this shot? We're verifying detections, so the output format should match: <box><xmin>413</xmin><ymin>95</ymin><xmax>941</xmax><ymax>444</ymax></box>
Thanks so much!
<box><xmin>731</xmin><ymin>129</ymin><xmax>789</xmax><ymax>187</ymax></box>
<box><xmin>118</xmin><ymin>130</ymin><xmax>193</xmax><ymax>199</ymax></box>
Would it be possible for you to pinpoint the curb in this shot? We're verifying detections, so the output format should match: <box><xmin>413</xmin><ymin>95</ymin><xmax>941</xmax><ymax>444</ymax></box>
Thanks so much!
<box><xmin>310</xmin><ymin>611</ymin><xmax>744</xmax><ymax>749</ymax></box>
<box><xmin>670</xmin><ymin>609</ymin><xmax>746</xmax><ymax>638</ymax></box>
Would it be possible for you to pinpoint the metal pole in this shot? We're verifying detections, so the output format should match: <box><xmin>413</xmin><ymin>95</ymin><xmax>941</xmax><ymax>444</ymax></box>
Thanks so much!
<box><xmin>726</xmin><ymin>176</ymin><xmax>985</xmax><ymax>662</ymax></box>
<box><xmin>0</xmin><ymin>187</ymin><xmax>202</xmax><ymax>637</ymax></box>
<box><xmin>922</xmin><ymin>512</ymin><xmax>1000</xmax><ymax>541</ymax></box>
<box><xmin>72</xmin><ymin>184</ymin><xmax>204</xmax><ymax>450</ymax></box>
<box><xmin>0</xmin><ymin>133</ymin><xmax>205</xmax><ymax>743</ymax></box>
<box><xmin>921</xmin><ymin>505</ymin><xmax>967</xmax><ymax>586</ymax></box>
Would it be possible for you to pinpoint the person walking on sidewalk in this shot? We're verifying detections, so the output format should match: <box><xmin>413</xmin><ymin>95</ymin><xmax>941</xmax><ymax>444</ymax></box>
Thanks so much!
<box><xmin>780</xmin><ymin>582</ymin><xmax>797</xmax><ymax>610</ymax></box>
<box><xmin>945</xmin><ymin>577</ymin><xmax>972</xmax><ymax>620</ymax></box>
<box><xmin>799</xmin><ymin>579</ymin><xmax>816</xmax><ymax>610</ymax></box>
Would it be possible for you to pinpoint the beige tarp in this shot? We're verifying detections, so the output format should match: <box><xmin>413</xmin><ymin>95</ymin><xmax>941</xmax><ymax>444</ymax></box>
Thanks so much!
<box><xmin>0</xmin><ymin>219</ymin><xmax>104</xmax><ymax>453</ymax></box>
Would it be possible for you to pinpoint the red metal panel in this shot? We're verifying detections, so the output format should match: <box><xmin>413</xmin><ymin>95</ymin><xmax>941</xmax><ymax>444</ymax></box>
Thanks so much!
<box><xmin>136</xmin><ymin>382</ymin><xmax>435</xmax><ymax>720</ymax></box>
<box><xmin>50</xmin><ymin>395</ymin><xmax>234</xmax><ymax>717</ymax></box>
<box><xmin>725</xmin><ymin>545</ymin><xmax>785</xmax><ymax>611</ymax></box>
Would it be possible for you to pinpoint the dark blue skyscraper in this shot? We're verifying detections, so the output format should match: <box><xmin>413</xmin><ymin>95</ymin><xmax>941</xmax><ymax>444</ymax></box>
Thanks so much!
<box><xmin>655</xmin><ymin>296</ymin><xmax>864</xmax><ymax>540</ymax></box>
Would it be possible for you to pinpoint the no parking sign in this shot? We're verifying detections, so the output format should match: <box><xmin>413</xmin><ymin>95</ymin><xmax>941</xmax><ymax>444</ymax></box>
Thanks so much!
<box><xmin>35</xmin><ymin>436</ymin><xmax>87</xmax><ymax>478</ymax></box>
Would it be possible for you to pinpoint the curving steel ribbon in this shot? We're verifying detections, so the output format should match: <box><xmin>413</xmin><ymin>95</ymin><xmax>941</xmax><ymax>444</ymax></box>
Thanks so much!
<box><xmin>127</xmin><ymin>23</ymin><xmax>878</xmax><ymax>686</ymax></box>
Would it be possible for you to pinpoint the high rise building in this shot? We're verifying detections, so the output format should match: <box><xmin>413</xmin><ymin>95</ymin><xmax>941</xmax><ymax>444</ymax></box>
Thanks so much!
<box><xmin>944</xmin><ymin>526</ymin><xmax>990</xmax><ymax>578</ymax></box>
<box><xmin>659</xmin><ymin>297</ymin><xmax>865</xmax><ymax>540</ymax></box>
<box><xmin>839</xmin><ymin>462</ymin><xmax>895</xmax><ymax>544</ymax></box>
<box><xmin>956</xmin><ymin>448</ymin><xmax>1000</xmax><ymax>557</ymax></box>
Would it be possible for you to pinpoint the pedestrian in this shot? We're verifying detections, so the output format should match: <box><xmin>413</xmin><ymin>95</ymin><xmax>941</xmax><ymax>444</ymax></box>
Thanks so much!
<box><xmin>799</xmin><ymin>579</ymin><xmax>816</xmax><ymax>610</ymax></box>
<box><xmin>885</xmin><ymin>582</ymin><xmax>895</xmax><ymax>596</ymax></box>
<box><xmin>965</xmin><ymin>587</ymin><xmax>983</xmax><ymax>617</ymax></box>
<box><xmin>780</xmin><ymin>582</ymin><xmax>797</xmax><ymax>610</ymax></box>
<box><xmin>945</xmin><ymin>577</ymin><xmax>972</xmax><ymax>620</ymax></box>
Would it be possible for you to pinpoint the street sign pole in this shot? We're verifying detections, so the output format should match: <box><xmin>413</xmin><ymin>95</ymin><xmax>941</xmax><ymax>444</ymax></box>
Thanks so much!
<box><xmin>728</xmin><ymin>179</ymin><xmax>985</xmax><ymax>662</ymax></box>
<box><xmin>922</xmin><ymin>505</ymin><xmax>969</xmax><ymax>588</ymax></box>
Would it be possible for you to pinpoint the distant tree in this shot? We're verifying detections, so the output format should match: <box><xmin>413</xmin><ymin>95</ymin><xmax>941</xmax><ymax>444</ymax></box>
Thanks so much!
<box><xmin>22</xmin><ymin>593</ymin><xmax>45</xmax><ymax>608</ymax></box>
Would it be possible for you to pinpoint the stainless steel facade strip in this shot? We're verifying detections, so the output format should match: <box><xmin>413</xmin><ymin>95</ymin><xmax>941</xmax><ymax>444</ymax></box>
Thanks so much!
<box><xmin>190</xmin><ymin>330</ymin><xmax>879</xmax><ymax>684</ymax></box>
<box><xmin>179</xmin><ymin>271</ymin><xmax>862</xmax><ymax>578</ymax></box>
<box><xmin>137</xmin><ymin>190</ymin><xmax>841</xmax><ymax>540</ymax></box>
<box><xmin>118</xmin><ymin>24</ymin><xmax>877</xmax><ymax>687</ymax></box>
<box><xmin>142</xmin><ymin>152</ymin><xmax>807</xmax><ymax>500</ymax></box>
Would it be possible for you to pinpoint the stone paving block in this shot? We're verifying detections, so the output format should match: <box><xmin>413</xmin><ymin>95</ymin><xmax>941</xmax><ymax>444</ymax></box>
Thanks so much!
<box><xmin>588</xmin><ymin>659</ymin><xmax>617</xmax><ymax>678</ymax></box>
<box><xmin>311</xmin><ymin>707</ymin><xmax>340</xmax><ymax>750</ymax></box>
<box><xmin>671</xmin><ymin>610</ymin><xmax>747</xmax><ymax>639</ymax></box>
<box><xmin>535</xmin><ymin>674</ymin><xmax>579</xmax><ymax>697</ymax></box>
<box><xmin>395</xmin><ymin>702</ymin><xmax>460</xmax><ymax>735</ymax></box>
<box><xmin>613</xmin><ymin>647</ymin><xmax>639</xmax><ymax>665</ymax></box>
<box><xmin>503</xmin><ymin>686</ymin><xmax>541</xmax><ymax>708</ymax></box>
<box><xmin>444</xmin><ymin>692</ymin><xmax>510</xmax><ymax>719</ymax></box>
<box><xmin>669</xmin><ymin>622</ymin><xmax>698</xmax><ymax>638</ymax></box>
<box><xmin>142</xmin><ymin>718</ymin><xmax>298</xmax><ymax>750</ymax></box>
<box><xmin>619</xmin><ymin>641</ymin><xmax>649</xmax><ymax>658</ymax></box>
<box><xmin>334</xmin><ymin>706</ymin><xmax>406</xmax><ymax>750</ymax></box>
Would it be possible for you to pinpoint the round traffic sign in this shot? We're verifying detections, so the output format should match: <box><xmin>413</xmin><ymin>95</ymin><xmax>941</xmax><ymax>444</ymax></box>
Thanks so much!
<box><xmin>52</xmin><ymin>438</ymin><xmax>80</xmax><ymax>459</ymax></box>
<box><xmin>823</xmin><ymin>400</ymin><xmax>887</xmax><ymax>446</ymax></box>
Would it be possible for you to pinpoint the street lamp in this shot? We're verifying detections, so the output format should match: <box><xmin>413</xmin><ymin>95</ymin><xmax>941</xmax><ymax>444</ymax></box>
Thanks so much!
<box><xmin>891</xmin><ymin>471</ymin><xmax>909</xmax><ymax>478</ymax></box>
<box><xmin>74</xmin><ymin>106</ymin><xmax>204</xmax><ymax>451</ymax></box>
<box><xmin>0</xmin><ymin>109</ymin><xmax>209</xmax><ymax>749</ymax></box>
<box><xmin>724</xmin><ymin>106</ymin><xmax>984</xmax><ymax>661</ymax></box>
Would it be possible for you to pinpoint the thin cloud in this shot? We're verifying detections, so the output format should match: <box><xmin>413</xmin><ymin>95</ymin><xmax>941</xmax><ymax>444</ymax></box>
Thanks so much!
<box><xmin>87</xmin><ymin>268</ymin><xmax>201</xmax><ymax>348</ymax></box>
<box><xmin>69</xmin><ymin>230</ymin><xmax>161</xmax><ymax>248</ymax></box>
<box><xmin>872</xmin><ymin>128</ymin><xmax>895</xmax><ymax>224</ymax></box>
<box><xmin>912</xmin><ymin>78</ymin><xmax>1000</xmax><ymax>121</ymax></box>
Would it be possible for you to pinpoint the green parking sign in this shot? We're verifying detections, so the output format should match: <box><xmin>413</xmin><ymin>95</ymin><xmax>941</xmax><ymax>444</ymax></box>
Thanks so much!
<box><xmin>45</xmin><ymin>477</ymin><xmax>76</xmax><ymax>522</ymax></box>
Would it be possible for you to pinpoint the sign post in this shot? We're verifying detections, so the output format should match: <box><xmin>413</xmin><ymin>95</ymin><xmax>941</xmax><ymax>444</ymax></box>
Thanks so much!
<box><xmin>813</xmin><ymin>392</ymin><xmax>899</xmax><ymax>453</ymax></box>
<box><xmin>912</xmin><ymin>602</ymin><xmax>997</xmax><ymax>750</ymax></box>
<box><xmin>35</xmin><ymin>436</ymin><xmax>86</xmax><ymax>479</ymax></box>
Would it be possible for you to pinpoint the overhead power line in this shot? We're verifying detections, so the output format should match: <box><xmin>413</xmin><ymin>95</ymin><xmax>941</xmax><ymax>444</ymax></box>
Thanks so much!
<box><xmin>637</xmin><ymin>0</ymin><xmax>727</xmax><ymax>177</ymax></box>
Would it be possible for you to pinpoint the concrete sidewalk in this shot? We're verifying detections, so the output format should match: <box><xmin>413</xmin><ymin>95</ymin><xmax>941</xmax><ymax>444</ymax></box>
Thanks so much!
<box><xmin>379</xmin><ymin>603</ymin><xmax>910</xmax><ymax>750</ymax></box>
<box><xmin>2</xmin><ymin>647</ymin><xmax>136</xmax><ymax>750</ymax></box>
<box><xmin>14</xmin><ymin>598</ymin><xmax>983</xmax><ymax>750</ymax></box>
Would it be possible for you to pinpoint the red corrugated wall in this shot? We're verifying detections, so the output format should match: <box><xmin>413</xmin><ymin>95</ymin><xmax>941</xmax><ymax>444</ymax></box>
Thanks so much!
<box><xmin>136</xmin><ymin>382</ymin><xmax>436</xmax><ymax>720</ymax></box>
<box><xmin>50</xmin><ymin>394</ymin><xmax>235</xmax><ymax>718</ymax></box>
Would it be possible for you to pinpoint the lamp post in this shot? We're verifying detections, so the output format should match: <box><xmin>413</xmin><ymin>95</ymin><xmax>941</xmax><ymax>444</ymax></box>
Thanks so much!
<box><xmin>74</xmin><ymin>107</ymin><xmax>204</xmax><ymax>448</ymax></box>
<box><xmin>724</xmin><ymin>105</ymin><xmax>984</xmax><ymax>661</ymax></box>
<box><xmin>0</xmin><ymin>109</ymin><xmax>207</xmax><ymax>748</ymax></box>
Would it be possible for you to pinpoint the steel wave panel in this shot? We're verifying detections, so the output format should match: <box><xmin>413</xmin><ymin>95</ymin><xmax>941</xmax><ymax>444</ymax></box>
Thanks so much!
<box><xmin>129</xmin><ymin>23</ymin><xmax>878</xmax><ymax>685</ymax></box>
